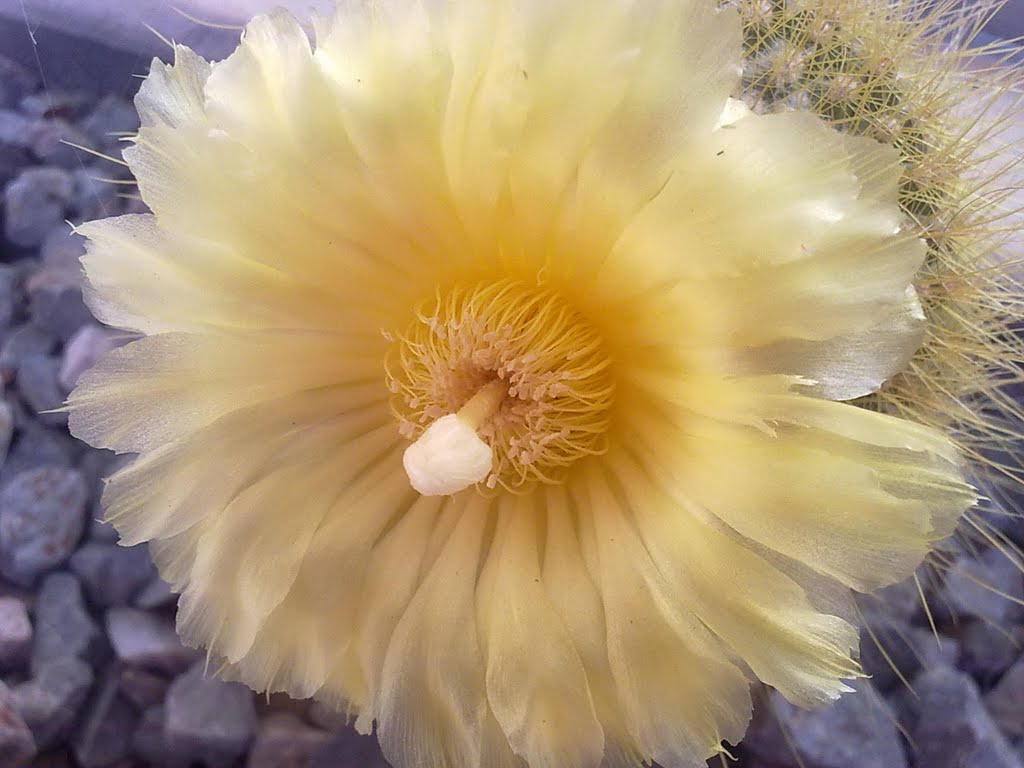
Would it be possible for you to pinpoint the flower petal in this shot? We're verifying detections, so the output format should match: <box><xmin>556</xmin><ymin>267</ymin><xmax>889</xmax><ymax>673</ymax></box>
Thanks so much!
<box><xmin>376</xmin><ymin>496</ymin><xmax>492</xmax><ymax>768</ymax></box>
<box><xmin>67</xmin><ymin>331</ymin><xmax>384</xmax><ymax>454</ymax></box>
<box><xmin>477</xmin><ymin>501</ymin><xmax>604</xmax><ymax>768</ymax></box>
<box><xmin>577</xmin><ymin>468</ymin><xmax>752</xmax><ymax>767</ymax></box>
<box><xmin>645</xmin><ymin>391</ymin><xmax>975</xmax><ymax>590</ymax></box>
<box><xmin>96</xmin><ymin>390</ymin><xmax>389</xmax><ymax>546</ymax></box>
<box><xmin>611</xmin><ymin>449</ymin><xmax>861</xmax><ymax>707</ymax></box>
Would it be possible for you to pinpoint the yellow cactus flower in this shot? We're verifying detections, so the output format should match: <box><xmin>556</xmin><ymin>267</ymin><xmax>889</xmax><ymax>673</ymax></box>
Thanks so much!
<box><xmin>65</xmin><ymin>1</ymin><xmax>985</xmax><ymax>766</ymax></box>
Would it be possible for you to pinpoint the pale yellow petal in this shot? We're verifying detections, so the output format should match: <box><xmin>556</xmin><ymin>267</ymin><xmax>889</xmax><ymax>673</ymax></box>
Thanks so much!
<box><xmin>736</xmin><ymin>286</ymin><xmax>925</xmax><ymax>400</ymax></box>
<box><xmin>612</xmin><ymin>449</ymin><xmax>861</xmax><ymax>706</ymax></box>
<box><xmin>541</xmin><ymin>486</ymin><xmax>643</xmax><ymax>768</ymax></box>
<box><xmin>67</xmin><ymin>331</ymin><xmax>384</xmax><ymax>454</ymax></box>
<box><xmin>96</xmin><ymin>389</ymin><xmax>388</xmax><ymax>545</ymax></box>
<box><xmin>216</xmin><ymin>448</ymin><xmax>412</xmax><ymax>699</ymax></box>
<box><xmin>376</xmin><ymin>496</ymin><xmax>492</xmax><ymax>768</ymax></box>
<box><xmin>477</xmin><ymin>501</ymin><xmax>604</xmax><ymax>768</ymax></box>
<box><xmin>578</xmin><ymin>469</ymin><xmax>752</xmax><ymax>767</ymax></box>
<box><xmin>175</xmin><ymin>421</ymin><xmax>400</xmax><ymax>665</ymax></box>
<box><xmin>646</xmin><ymin>392</ymin><xmax>974</xmax><ymax>590</ymax></box>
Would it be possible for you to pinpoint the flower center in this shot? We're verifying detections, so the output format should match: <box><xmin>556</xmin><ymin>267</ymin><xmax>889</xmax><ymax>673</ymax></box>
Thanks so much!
<box><xmin>386</xmin><ymin>279</ymin><xmax>615</xmax><ymax>494</ymax></box>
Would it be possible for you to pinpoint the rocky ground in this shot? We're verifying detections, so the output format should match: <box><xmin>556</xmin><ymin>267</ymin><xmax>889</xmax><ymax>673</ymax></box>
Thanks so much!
<box><xmin>0</xmin><ymin>44</ymin><xmax>1023</xmax><ymax>768</ymax></box>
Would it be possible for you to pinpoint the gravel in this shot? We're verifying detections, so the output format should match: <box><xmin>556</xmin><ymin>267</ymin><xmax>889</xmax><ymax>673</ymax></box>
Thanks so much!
<box><xmin>0</xmin><ymin>467</ymin><xmax>86</xmax><ymax>584</ymax></box>
<box><xmin>0</xmin><ymin>681</ymin><xmax>36</xmax><ymax>768</ymax></box>
<box><xmin>0</xmin><ymin>595</ymin><xmax>31</xmax><ymax>669</ymax></box>
<box><xmin>164</xmin><ymin>661</ymin><xmax>259</xmax><ymax>767</ymax></box>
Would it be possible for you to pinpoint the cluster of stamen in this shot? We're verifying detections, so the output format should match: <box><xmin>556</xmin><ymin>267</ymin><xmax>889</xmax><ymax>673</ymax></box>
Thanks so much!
<box><xmin>385</xmin><ymin>279</ymin><xmax>615</xmax><ymax>493</ymax></box>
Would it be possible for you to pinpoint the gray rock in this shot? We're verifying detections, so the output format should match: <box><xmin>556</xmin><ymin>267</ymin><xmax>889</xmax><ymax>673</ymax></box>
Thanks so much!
<box><xmin>28</xmin><ymin>281</ymin><xmax>92</xmax><ymax>344</ymax></box>
<box><xmin>943</xmin><ymin>547</ymin><xmax>1024</xmax><ymax>625</ymax></box>
<box><xmin>39</xmin><ymin>227</ymin><xmax>85</xmax><ymax>272</ymax></box>
<box><xmin>164</xmin><ymin>661</ymin><xmax>258</xmax><ymax>767</ymax></box>
<box><xmin>0</xmin><ymin>266</ymin><xmax>17</xmax><ymax>332</ymax></box>
<box><xmin>78</xmin><ymin>95</ymin><xmax>139</xmax><ymax>148</ymax></box>
<box><xmin>132</xmin><ymin>706</ymin><xmax>188</xmax><ymax>768</ymax></box>
<box><xmin>0</xmin><ymin>146</ymin><xmax>29</xmax><ymax>189</ymax></box>
<box><xmin>117</xmin><ymin>665</ymin><xmax>169</xmax><ymax>709</ymax></box>
<box><xmin>11</xmin><ymin>656</ymin><xmax>93</xmax><ymax>750</ymax></box>
<box><xmin>0</xmin><ymin>324</ymin><xmax>57</xmax><ymax>382</ymax></box>
<box><xmin>14</xmin><ymin>354</ymin><xmax>65</xmax><ymax>426</ymax></box>
<box><xmin>19</xmin><ymin>92</ymin><xmax>91</xmax><ymax>121</ymax></box>
<box><xmin>960</xmin><ymin>621</ymin><xmax>1023</xmax><ymax>684</ymax></box>
<box><xmin>309</xmin><ymin>729</ymin><xmax>392</xmax><ymax>768</ymax></box>
<box><xmin>28</xmin><ymin>119</ymin><xmax>95</xmax><ymax>170</ymax></box>
<box><xmin>134</xmin><ymin>575</ymin><xmax>176</xmax><ymax>610</ymax></box>
<box><xmin>0</xmin><ymin>422</ymin><xmax>76</xmax><ymax>486</ymax></box>
<box><xmin>913</xmin><ymin>667</ymin><xmax>1023</xmax><ymax>768</ymax></box>
<box><xmin>247</xmin><ymin>714</ymin><xmax>333</xmax><ymax>768</ymax></box>
<box><xmin>0</xmin><ymin>111</ymin><xmax>33</xmax><ymax>149</ymax></box>
<box><xmin>31</xmin><ymin>572</ymin><xmax>103</xmax><ymax>675</ymax></box>
<box><xmin>3</xmin><ymin>168</ymin><xmax>74</xmax><ymax>249</ymax></box>
<box><xmin>71</xmin><ymin>669</ymin><xmax>137</xmax><ymax>768</ymax></box>
<box><xmin>859</xmin><ymin>615</ymin><xmax>919</xmax><ymax>691</ymax></box>
<box><xmin>0</xmin><ymin>56</ymin><xmax>39</xmax><ymax>109</ymax></box>
<box><xmin>71</xmin><ymin>165</ymin><xmax>123</xmax><ymax>221</ymax></box>
<box><xmin>106</xmin><ymin>608</ymin><xmax>197</xmax><ymax>674</ymax></box>
<box><xmin>0</xmin><ymin>468</ymin><xmax>87</xmax><ymax>585</ymax></box>
<box><xmin>744</xmin><ymin>682</ymin><xmax>906</xmax><ymax>768</ymax></box>
<box><xmin>0</xmin><ymin>680</ymin><xmax>36</xmax><ymax>768</ymax></box>
<box><xmin>0</xmin><ymin>596</ymin><xmax>31</xmax><ymax>670</ymax></box>
<box><xmin>69</xmin><ymin>542</ymin><xmax>154</xmax><ymax>607</ymax></box>
<box><xmin>987</xmin><ymin>656</ymin><xmax>1024</xmax><ymax>739</ymax></box>
<box><xmin>59</xmin><ymin>325</ymin><xmax>124</xmax><ymax>392</ymax></box>
<box><xmin>0</xmin><ymin>401</ymin><xmax>12</xmax><ymax>468</ymax></box>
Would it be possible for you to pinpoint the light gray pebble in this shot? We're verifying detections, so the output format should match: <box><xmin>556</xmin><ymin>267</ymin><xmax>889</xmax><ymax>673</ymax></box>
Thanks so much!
<box><xmin>0</xmin><ymin>56</ymin><xmax>39</xmax><ymax>109</ymax></box>
<box><xmin>247</xmin><ymin>713</ymin><xmax>333</xmax><ymax>768</ymax></box>
<box><xmin>70</xmin><ymin>542</ymin><xmax>154</xmax><ymax>607</ymax></box>
<box><xmin>0</xmin><ymin>468</ymin><xmax>87</xmax><ymax>585</ymax></box>
<box><xmin>134</xmin><ymin>575</ymin><xmax>177</xmax><ymax>610</ymax></box>
<box><xmin>59</xmin><ymin>324</ymin><xmax>124</xmax><ymax>392</ymax></box>
<box><xmin>39</xmin><ymin>226</ymin><xmax>84</xmax><ymax>272</ymax></box>
<box><xmin>27</xmin><ymin>280</ymin><xmax>92</xmax><ymax>344</ymax></box>
<box><xmin>0</xmin><ymin>680</ymin><xmax>36</xmax><ymax>768</ymax></box>
<box><xmin>31</xmin><ymin>572</ymin><xmax>103</xmax><ymax>675</ymax></box>
<box><xmin>987</xmin><ymin>656</ymin><xmax>1024</xmax><ymax>739</ymax></box>
<box><xmin>0</xmin><ymin>401</ymin><xmax>12</xmax><ymax>468</ymax></box>
<box><xmin>960</xmin><ymin>621</ymin><xmax>1023</xmax><ymax>685</ymax></box>
<box><xmin>0</xmin><ymin>422</ymin><xmax>77</xmax><ymax>486</ymax></box>
<box><xmin>0</xmin><ymin>324</ymin><xmax>57</xmax><ymax>382</ymax></box>
<box><xmin>3</xmin><ymin>167</ymin><xmax>74</xmax><ymax>249</ymax></box>
<box><xmin>164</xmin><ymin>660</ymin><xmax>258</xmax><ymax>767</ymax></box>
<box><xmin>19</xmin><ymin>91</ymin><xmax>90</xmax><ymax>120</ymax></box>
<box><xmin>118</xmin><ymin>665</ymin><xmax>170</xmax><ymax>709</ymax></box>
<box><xmin>15</xmin><ymin>354</ymin><xmax>65</xmax><ymax>426</ymax></box>
<box><xmin>744</xmin><ymin>681</ymin><xmax>907</xmax><ymax>768</ymax></box>
<box><xmin>78</xmin><ymin>95</ymin><xmax>138</xmax><ymax>157</ymax></box>
<box><xmin>0</xmin><ymin>111</ymin><xmax>33</xmax><ymax>149</ymax></box>
<box><xmin>0</xmin><ymin>596</ymin><xmax>31</xmax><ymax>670</ymax></box>
<box><xmin>0</xmin><ymin>266</ymin><xmax>18</xmax><ymax>332</ymax></box>
<box><xmin>71</xmin><ymin>668</ymin><xmax>138</xmax><ymax>768</ymax></box>
<box><xmin>11</xmin><ymin>656</ymin><xmax>93</xmax><ymax>750</ymax></box>
<box><xmin>106</xmin><ymin>608</ymin><xmax>197</xmax><ymax>675</ymax></box>
<box><xmin>942</xmin><ymin>547</ymin><xmax>1024</xmax><ymax>625</ymax></box>
<box><xmin>132</xmin><ymin>706</ymin><xmax>189</xmax><ymax>768</ymax></box>
<box><xmin>0</xmin><ymin>145</ymin><xmax>29</xmax><ymax>189</ymax></box>
<box><xmin>913</xmin><ymin>667</ymin><xmax>1023</xmax><ymax>768</ymax></box>
<box><xmin>70</xmin><ymin>165</ymin><xmax>126</xmax><ymax>220</ymax></box>
<box><xmin>28</xmin><ymin>119</ymin><xmax>94</xmax><ymax>170</ymax></box>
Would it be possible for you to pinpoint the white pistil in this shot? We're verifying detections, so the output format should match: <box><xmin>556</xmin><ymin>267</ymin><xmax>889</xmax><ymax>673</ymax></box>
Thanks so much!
<box><xmin>402</xmin><ymin>380</ymin><xmax>507</xmax><ymax>496</ymax></box>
